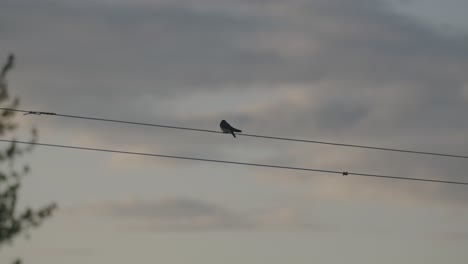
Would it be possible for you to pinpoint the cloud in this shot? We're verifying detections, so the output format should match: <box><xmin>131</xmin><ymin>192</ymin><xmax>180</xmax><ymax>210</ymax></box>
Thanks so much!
<box><xmin>2</xmin><ymin>0</ymin><xmax>468</xmax><ymax>208</ymax></box>
<box><xmin>437</xmin><ymin>231</ymin><xmax>468</xmax><ymax>242</ymax></box>
<box><xmin>463</xmin><ymin>83</ymin><xmax>468</xmax><ymax>102</ymax></box>
<box><xmin>64</xmin><ymin>198</ymin><xmax>321</xmax><ymax>231</ymax></box>
<box><xmin>255</xmin><ymin>143</ymin><xmax>468</xmax><ymax>208</ymax></box>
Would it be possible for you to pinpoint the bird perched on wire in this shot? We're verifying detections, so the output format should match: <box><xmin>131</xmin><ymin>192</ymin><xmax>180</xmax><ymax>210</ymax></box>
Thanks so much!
<box><xmin>220</xmin><ymin>120</ymin><xmax>242</xmax><ymax>138</ymax></box>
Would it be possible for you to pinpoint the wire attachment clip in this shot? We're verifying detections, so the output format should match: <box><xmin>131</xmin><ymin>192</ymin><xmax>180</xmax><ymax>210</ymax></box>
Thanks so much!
<box><xmin>24</xmin><ymin>111</ymin><xmax>57</xmax><ymax>116</ymax></box>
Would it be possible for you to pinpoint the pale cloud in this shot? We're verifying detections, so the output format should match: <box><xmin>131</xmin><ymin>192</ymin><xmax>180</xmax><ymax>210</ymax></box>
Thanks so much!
<box><xmin>2</xmin><ymin>1</ymin><xmax>468</xmax><ymax>264</ymax></box>
<box><xmin>105</xmin><ymin>145</ymin><xmax>179</xmax><ymax>170</ymax></box>
<box><xmin>253</xmin><ymin>143</ymin><xmax>468</xmax><ymax>208</ymax></box>
<box><xmin>1</xmin><ymin>0</ymin><xmax>468</xmax><ymax>209</ymax></box>
<box><xmin>53</xmin><ymin>128</ymin><xmax>180</xmax><ymax>170</ymax></box>
<box><xmin>437</xmin><ymin>231</ymin><xmax>468</xmax><ymax>242</ymax></box>
<box><xmin>63</xmin><ymin>197</ymin><xmax>323</xmax><ymax>231</ymax></box>
<box><xmin>463</xmin><ymin>83</ymin><xmax>468</xmax><ymax>102</ymax></box>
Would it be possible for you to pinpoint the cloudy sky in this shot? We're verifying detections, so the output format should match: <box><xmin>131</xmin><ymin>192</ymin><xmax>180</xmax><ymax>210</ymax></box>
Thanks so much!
<box><xmin>1</xmin><ymin>0</ymin><xmax>468</xmax><ymax>263</ymax></box>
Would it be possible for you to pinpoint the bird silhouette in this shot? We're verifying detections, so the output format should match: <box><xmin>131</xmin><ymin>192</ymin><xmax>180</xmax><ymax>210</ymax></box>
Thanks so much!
<box><xmin>220</xmin><ymin>120</ymin><xmax>242</xmax><ymax>138</ymax></box>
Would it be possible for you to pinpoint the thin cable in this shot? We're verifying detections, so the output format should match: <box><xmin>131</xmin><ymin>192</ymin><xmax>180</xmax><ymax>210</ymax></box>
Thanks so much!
<box><xmin>1</xmin><ymin>139</ymin><xmax>467</xmax><ymax>186</ymax></box>
<box><xmin>2</xmin><ymin>107</ymin><xmax>468</xmax><ymax>159</ymax></box>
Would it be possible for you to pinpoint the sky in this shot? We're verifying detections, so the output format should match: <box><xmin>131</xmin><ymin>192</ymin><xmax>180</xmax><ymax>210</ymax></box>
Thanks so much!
<box><xmin>1</xmin><ymin>0</ymin><xmax>468</xmax><ymax>263</ymax></box>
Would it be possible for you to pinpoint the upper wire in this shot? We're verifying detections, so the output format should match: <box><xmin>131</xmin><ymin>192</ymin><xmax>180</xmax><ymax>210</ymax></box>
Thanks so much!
<box><xmin>2</xmin><ymin>107</ymin><xmax>467</xmax><ymax>159</ymax></box>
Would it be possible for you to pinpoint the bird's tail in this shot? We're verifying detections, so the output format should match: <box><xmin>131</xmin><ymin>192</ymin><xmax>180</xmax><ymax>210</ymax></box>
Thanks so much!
<box><xmin>231</xmin><ymin>131</ymin><xmax>236</xmax><ymax>138</ymax></box>
<box><xmin>232</xmin><ymin>128</ymin><xmax>242</xmax><ymax>133</ymax></box>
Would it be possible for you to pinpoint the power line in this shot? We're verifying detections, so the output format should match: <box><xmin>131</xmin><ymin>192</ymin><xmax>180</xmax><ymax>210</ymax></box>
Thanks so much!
<box><xmin>0</xmin><ymin>139</ymin><xmax>467</xmax><ymax>186</ymax></box>
<box><xmin>2</xmin><ymin>107</ymin><xmax>468</xmax><ymax>160</ymax></box>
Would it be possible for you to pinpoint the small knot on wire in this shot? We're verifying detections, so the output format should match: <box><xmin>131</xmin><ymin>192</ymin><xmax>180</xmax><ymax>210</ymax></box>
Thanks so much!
<box><xmin>24</xmin><ymin>111</ymin><xmax>57</xmax><ymax>116</ymax></box>
<box><xmin>342</xmin><ymin>171</ymin><xmax>349</xmax><ymax>176</ymax></box>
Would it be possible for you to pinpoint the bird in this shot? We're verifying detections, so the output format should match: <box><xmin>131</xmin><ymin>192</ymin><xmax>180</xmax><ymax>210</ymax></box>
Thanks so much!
<box><xmin>219</xmin><ymin>120</ymin><xmax>242</xmax><ymax>138</ymax></box>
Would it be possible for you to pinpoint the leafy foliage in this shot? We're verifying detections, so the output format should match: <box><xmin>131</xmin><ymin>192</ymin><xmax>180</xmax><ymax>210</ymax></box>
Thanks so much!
<box><xmin>0</xmin><ymin>53</ymin><xmax>56</xmax><ymax>252</ymax></box>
